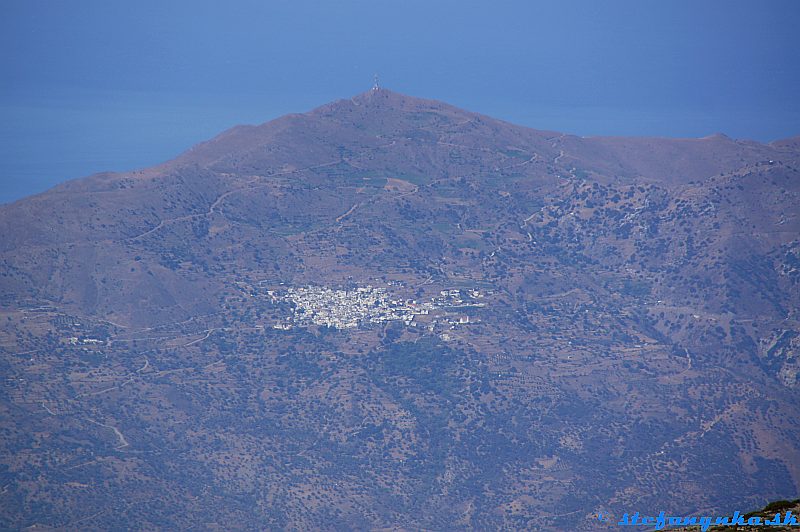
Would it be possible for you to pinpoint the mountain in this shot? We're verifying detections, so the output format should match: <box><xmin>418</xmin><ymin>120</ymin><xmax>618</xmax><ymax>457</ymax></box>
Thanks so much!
<box><xmin>669</xmin><ymin>499</ymin><xmax>800</xmax><ymax>531</ymax></box>
<box><xmin>1</xmin><ymin>88</ymin><xmax>798</xmax><ymax>530</ymax></box>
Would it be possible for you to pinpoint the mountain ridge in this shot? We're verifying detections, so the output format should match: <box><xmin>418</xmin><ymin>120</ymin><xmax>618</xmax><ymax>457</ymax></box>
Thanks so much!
<box><xmin>0</xmin><ymin>88</ymin><xmax>798</xmax><ymax>530</ymax></box>
<box><xmin>10</xmin><ymin>88</ymin><xmax>794</xmax><ymax>204</ymax></box>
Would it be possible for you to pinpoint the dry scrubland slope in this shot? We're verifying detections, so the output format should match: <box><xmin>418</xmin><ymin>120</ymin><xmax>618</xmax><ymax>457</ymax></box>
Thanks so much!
<box><xmin>0</xmin><ymin>89</ymin><xmax>799</xmax><ymax>530</ymax></box>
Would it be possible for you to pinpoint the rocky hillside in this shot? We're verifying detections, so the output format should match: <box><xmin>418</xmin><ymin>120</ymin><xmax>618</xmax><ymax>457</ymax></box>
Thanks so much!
<box><xmin>0</xmin><ymin>89</ymin><xmax>798</xmax><ymax>530</ymax></box>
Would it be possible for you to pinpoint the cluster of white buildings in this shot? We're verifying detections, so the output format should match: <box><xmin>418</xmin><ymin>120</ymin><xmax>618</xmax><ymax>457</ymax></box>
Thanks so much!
<box><xmin>269</xmin><ymin>285</ymin><xmax>489</xmax><ymax>331</ymax></box>
<box><xmin>67</xmin><ymin>336</ymin><xmax>104</xmax><ymax>345</ymax></box>
<box><xmin>279</xmin><ymin>285</ymin><xmax>434</xmax><ymax>329</ymax></box>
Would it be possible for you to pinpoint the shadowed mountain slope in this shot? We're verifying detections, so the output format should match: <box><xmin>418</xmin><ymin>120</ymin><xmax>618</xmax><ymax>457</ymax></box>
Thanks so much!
<box><xmin>0</xmin><ymin>89</ymin><xmax>798</xmax><ymax>530</ymax></box>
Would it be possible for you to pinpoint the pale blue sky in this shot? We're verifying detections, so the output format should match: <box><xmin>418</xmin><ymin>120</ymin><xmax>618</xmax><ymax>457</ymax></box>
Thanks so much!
<box><xmin>1</xmin><ymin>0</ymin><xmax>799</xmax><ymax>203</ymax></box>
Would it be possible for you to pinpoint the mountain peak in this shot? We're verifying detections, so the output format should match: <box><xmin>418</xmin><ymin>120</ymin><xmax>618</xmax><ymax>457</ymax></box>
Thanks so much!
<box><xmin>310</xmin><ymin>87</ymin><xmax>470</xmax><ymax>118</ymax></box>
<box><xmin>1</xmin><ymin>82</ymin><xmax>800</xmax><ymax>532</ymax></box>
<box><xmin>352</xmin><ymin>86</ymin><xmax>410</xmax><ymax>105</ymax></box>
<box><xmin>162</xmin><ymin>88</ymin><xmax>481</xmax><ymax>172</ymax></box>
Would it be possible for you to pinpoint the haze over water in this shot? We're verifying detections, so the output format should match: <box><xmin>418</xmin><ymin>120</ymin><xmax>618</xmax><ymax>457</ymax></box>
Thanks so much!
<box><xmin>2</xmin><ymin>0</ymin><xmax>799</xmax><ymax>204</ymax></box>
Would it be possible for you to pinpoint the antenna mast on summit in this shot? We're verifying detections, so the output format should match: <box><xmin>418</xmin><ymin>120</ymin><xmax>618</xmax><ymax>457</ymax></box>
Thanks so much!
<box><xmin>372</xmin><ymin>74</ymin><xmax>380</xmax><ymax>91</ymax></box>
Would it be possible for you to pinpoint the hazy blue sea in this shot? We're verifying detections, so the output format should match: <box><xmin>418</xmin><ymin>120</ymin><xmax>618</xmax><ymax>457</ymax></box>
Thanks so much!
<box><xmin>0</xmin><ymin>89</ymin><xmax>301</xmax><ymax>204</ymax></box>
<box><xmin>1</xmin><ymin>88</ymin><xmax>797</xmax><ymax>205</ymax></box>
<box><xmin>3</xmin><ymin>1</ymin><xmax>798</xmax><ymax>205</ymax></box>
